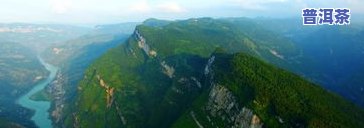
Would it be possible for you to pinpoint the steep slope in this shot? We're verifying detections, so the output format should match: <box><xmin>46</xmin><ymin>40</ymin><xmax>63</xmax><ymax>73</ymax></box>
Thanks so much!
<box><xmin>173</xmin><ymin>52</ymin><xmax>364</xmax><ymax>128</ymax></box>
<box><xmin>342</xmin><ymin>66</ymin><xmax>364</xmax><ymax>106</ymax></box>
<box><xmin>62</xmin><ymin>18</ymin><xmax>299</xmax><ymax>127</ymax></box>
<box><xmin>41</xmin><ymin>23</ymin><xmax>137</xmax><ymax>126</ymax></box>
<box><xmin>41</xmin><ymin>22</ymin><xmax>138</xmax><ymax>66</ymax></box>
<box><xmin>0</xmin><ymin>42</ymin><xmax>47</xmax><ymax>127</ymax></box>
<box><xmin>297</xmin><ymin>27</ymin><xmax>364</xmax><ymax>106</ymax></box>
<box><xmin>62</xmin><ymin>18</ymin><xmax>364</xmax><ymax>127</ymax></box>
<box><xmin>0</xmin><ymin>23</ymin><xmax>89</xmax><ymax>127</ymax></box>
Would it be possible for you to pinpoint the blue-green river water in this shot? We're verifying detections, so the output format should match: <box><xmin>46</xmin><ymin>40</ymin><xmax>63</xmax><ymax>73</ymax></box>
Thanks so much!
<box><xmin>17</xmin><ymin>57</ymin><xmax>58</xmax><ymax>128</ymax></box>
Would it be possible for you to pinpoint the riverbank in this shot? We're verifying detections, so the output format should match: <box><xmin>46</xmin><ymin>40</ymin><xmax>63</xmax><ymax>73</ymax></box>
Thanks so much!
<box><xmin>16</xmin><ymin>57</ymin><xmax>58</xmax><ymax>128</ymax></box>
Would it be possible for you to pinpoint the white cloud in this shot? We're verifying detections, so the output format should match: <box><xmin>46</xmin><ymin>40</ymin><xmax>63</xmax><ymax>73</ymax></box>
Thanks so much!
<box><xmin>348</xmin><ymin>0</ymin><xmax>364</xmax><ymax>13</ymax></box>
<box><xmin>129</xmin><ymin>0</ymin><xmax>151</xmax><ymax>13</ymax></box>
<box><xmin>232</xmin><ymin>0</ymin><xmax>287</xmax><ymax>10</ymax></box>
<box><xmin>295</xmin><ymin>0</ymin><xmax>308</xmax><ymax>8</ymax></box>
<box><xmin>128</xmin><ymin>1</ymin><xmax>186</xmax><ymax>14</ymax></box>
<box><xmin>51</xmin><ymin>0</ymin><xmax>72</xmax><ymax>14</ymax></box>
<box><xmin>0</xmin><ymin>0</ymin><xmax>362</xmax><ymax>24</ymax></box>
<box><xmin>157</xmin><ymin>2</ymin><xmax>187</xmax><ymax>13</ymax></box>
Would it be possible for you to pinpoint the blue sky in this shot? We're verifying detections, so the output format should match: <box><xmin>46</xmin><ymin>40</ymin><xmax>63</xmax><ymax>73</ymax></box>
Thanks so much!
<box><xmin>0</xmin><ymin>0</ymin><xmax>363</xmax><ymax>24</ymax></box>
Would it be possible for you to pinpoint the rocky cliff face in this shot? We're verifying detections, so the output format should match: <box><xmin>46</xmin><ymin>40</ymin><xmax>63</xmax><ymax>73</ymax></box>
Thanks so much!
<box><xmin>135</xmin><ymin>30</ymin><xmax>157</xmax><ymax>57</ymax></box>
<box><xmin>59</xmin><ymin>18</ymin><xmax>364</xmax><ymax>128</ymax></box>
<box><xmin>196</xmin><ymin>55</ymin><xmax>263</xmax><ymax>128</ymax></box>
<box><xmin>46</xmin><ymin>71</ymin><xmax>66</xmax><ymax>127</ymax></box>
<box><xmin>96</xmin><ymin>73</ymin><xmax>115</xmax><ymax>108</ymax></box>
<box><xmin>206</xmin><ymin>85</ymin><xmax>262</xmax><ymax>128</ymax></box>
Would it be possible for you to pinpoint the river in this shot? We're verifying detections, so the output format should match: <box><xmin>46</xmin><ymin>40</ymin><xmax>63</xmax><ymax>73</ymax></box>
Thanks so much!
<box><xmin>17</xmin><ymin>57</ymin><xmax>58</xmax><ymax>128</ymax></box>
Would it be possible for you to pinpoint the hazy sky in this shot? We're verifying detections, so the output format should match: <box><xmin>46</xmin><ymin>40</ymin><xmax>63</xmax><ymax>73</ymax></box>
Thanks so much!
<box><xmin>0</xmin><ymin>0</ymin><xmax>363</xmax><ymax>24</ymax></box>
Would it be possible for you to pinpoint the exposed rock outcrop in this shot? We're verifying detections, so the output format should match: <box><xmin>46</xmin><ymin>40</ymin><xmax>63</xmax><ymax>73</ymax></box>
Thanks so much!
<box><xmin>161</xmin><ymin>61</ymin><xmax>175</xmax><ymax>78</ymax></box>
<box><xmin>113</xmin><ymin>98</ymin><xmax>127</xmax><ymax>125</ymax></box>
<box><xmin>96</xmin><ymin>75</ymin><xmax>114</xmax><ymax>108</ymax></box>
<box><xmin>47</xmin><ymin>72</ymin><xmax>66</xmax><ymax>125</ymax></box>
<box><xmin>190</xmin><ymin>111</ymin><xmax>204</xmax><ymax>128</ymax></box>
<box><xmin>95</xmin><ymin>73</ymin><xmax>126</xmax><ymax>125</ymax></box>
<box><xmin>206</xmin><ymin>85</ymin><xmax>263</xmax><ymax>128</ymax></box>
<box><xmin>191</xmin><ymin>77</ymin><xmax>202</xmax><ymax>88</ymax></box>
<box><xmin>135</xmin><ymin>30</ymin><xmax>157</xmax><ymax>57</ymax></box>
<box><xmin>269</xmin><ymin>49</ymin><xmax>284</xmax><ymax>59</ymax></box>
<box><xmin>204</xmin><ymin>56</ymin><xmax>215</xmax><ymax>75</ymax></box>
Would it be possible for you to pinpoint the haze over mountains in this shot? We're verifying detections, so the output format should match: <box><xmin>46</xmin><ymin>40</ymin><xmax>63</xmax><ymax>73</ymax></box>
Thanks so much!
<box><xmin>1</xmin><ymin>0</ymin><xmax>364</xmax><ymax>127</ymax></box>
<box><xmin>52</xmin><ymin>17</ymin><xmax>364</xmax><ymax>128</ymax></box>
<box><xmin>0</xmin><ymin>12</ymin><xmax>364</xmax><ymax>128</ymax></box>
<box><xmin>0</xmin><ymin>22</ymin><xmax>137</xmax><ymax>127</ymax></box>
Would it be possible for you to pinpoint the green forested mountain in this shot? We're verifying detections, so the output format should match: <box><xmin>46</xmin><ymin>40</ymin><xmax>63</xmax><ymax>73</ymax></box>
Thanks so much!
<box><xmin>60</xmin><ymin>18</ymin><xmax>364</xmax><ymax>127</ymax></box>
<box><xmin>173</xmin><ymin>52</ymin><xmax>364</xmax><ymax>128</ymax></box>
<box><xmin>40</xmin><ymin>23</ymin><xmax>138</xmax><ymax>126</ymax></box>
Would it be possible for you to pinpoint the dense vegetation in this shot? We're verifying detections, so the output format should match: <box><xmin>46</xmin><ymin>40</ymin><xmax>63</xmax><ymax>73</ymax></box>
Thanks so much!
<box><xmin>40</xmin><ymin>23</ymin><xmax>138</xmax><ymax>127</ymax></box>
<box><xmin>173</xmin><ymin>52</ymin><xmax>364</xmax><ymax>127</ymax></box>
<box><xmin>62</xmin><ymin>18</ymin><xmax>364</xmax><ymax>127</ymax></box>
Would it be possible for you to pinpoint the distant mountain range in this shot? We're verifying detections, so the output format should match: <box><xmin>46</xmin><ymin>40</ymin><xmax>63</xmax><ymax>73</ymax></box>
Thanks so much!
<box><xmin>0</xmin><ymin>24</ymin><xmax>91</xmax><ymax>53</ymax></box>
<box><xmin>1</xmin><ymin>17</ymin><xmax>364</xmax><ymax>127</ymax></box>
<box><xmin>0</xmin><ymin>23</ymin><xmax>93</xmax><ymax>127</ymax></box>
<box><xmin>255</xmin><ymin>18</ymin><xmax>364</xmax><ymax>107</ymax></box>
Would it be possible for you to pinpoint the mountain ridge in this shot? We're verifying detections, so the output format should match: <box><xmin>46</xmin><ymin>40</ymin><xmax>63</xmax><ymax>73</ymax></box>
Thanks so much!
<box><xmin>59</xmin><ymin>17</ymin><xmax>364</xmax><ymax>127</ymax></box>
